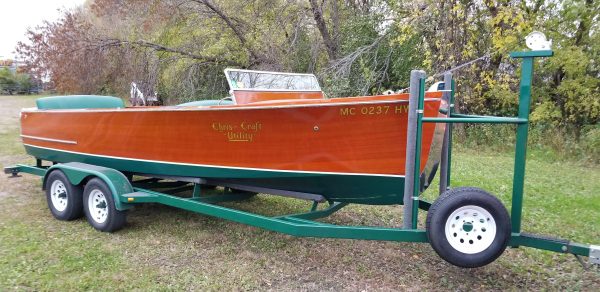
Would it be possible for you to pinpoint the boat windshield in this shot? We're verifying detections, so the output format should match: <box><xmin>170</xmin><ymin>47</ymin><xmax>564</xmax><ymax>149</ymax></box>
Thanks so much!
<box><xmin>225</xmin><ymin>69</ymin><xmax>321</xmax><ymax>92</ymax></box>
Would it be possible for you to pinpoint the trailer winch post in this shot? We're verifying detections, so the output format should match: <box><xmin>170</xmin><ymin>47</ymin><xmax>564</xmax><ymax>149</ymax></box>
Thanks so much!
<box><xmin>508</xmin><ymin>50</ymin><xmax>552</xmax><ymax>234</ymax></box>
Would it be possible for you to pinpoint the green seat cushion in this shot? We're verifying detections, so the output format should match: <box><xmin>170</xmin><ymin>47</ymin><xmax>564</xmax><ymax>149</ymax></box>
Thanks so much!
<box><xmin>36</xmin><ymin>95</ymin><xmax>124</xmax><ymax>110</ymax></box>
<box><xmin>177</xmin><ymin>100</ymin><xmax>234</xmax><ymax>106</ymax></box>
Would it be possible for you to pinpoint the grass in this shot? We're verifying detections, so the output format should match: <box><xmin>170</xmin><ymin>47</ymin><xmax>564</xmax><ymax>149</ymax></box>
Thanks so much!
<box><xmin>0</xmin><ymin>95</ymin><xmax>599</xmax><ymax>290</ymax></box>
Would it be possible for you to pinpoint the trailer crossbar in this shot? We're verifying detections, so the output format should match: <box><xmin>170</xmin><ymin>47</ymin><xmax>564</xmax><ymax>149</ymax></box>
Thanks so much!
<box><xmin>422</xmin><ymin>116</ymin><xmax>527</xmax><ymax>124</ymax></box>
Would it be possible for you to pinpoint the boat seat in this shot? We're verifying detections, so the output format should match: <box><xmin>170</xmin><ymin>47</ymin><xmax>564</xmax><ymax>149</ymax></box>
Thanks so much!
<box><xmin>177</xmin><ymin>100</ymin><xmax>234</xmax><ymax>106</ymax></box>
<box><xmin>36</xmin><ymin>95</ymin><xmax>124</xmax><ymax>110</ymax></box>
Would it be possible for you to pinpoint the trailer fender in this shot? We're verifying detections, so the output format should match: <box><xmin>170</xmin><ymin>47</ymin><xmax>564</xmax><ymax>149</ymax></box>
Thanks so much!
<box><xmin>43</xmin><ymin>162</ymin><xmax>133</xmax><ymax>210</ymax></box>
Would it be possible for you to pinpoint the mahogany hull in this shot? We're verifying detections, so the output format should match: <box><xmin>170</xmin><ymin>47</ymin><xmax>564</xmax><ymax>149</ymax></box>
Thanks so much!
<box><xmin>21</xmin><ymin>93</ymin><xmax>443</xmax><ymax>205</ymax></box>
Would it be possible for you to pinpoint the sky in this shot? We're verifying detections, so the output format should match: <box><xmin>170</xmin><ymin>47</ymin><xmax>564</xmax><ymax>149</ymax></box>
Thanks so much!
<box><xmin>0</xmin><ymin>0</ymin><xmax>86</xmax><ymax>60</ymax></box>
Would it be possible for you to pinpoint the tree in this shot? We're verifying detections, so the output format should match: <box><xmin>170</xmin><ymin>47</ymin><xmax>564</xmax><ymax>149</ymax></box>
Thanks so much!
<box><xmin>0</xmin><ymin>68</ymin><xmax>18</xmax><ymax>94</ymax></box>
<box><xmin>0</xmin><ymin>68</ymin><xmax>36</xmax><ymax>94</ymax></box>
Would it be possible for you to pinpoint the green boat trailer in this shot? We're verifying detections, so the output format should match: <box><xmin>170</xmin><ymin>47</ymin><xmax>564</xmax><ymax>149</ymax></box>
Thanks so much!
<box><xmin>5</xmin><ymin>49</ymin><xmax>599</xmax><ymax>268</ymax></box>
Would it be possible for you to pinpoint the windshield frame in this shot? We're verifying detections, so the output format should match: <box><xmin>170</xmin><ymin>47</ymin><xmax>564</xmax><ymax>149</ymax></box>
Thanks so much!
<box><xmin>224</xmin><ymin>68</ymin><xmax>322</xmax><ymax>92</ymax></box>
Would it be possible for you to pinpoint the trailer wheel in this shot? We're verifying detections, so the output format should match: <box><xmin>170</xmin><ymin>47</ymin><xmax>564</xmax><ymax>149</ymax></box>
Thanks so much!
<box><xmin>426</xmin><ymin>187</ymin><xmax>511</xmax><ymax>268</ymax></box>
<box><xmin>83</xmin><ymin>178</ymin><xmax>127</xmax><ymax>232</ymax></box>
<box><xmin>45</xmin><ymin>170</ymin><xmax>83</xmax><ymax>220</ymax></box>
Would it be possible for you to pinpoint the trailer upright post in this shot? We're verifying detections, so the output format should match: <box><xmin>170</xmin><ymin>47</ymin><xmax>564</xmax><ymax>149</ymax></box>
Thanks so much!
<box><xmin>446</xmin><ymin>80</ymin><xmax>455</xmax><ymax>189</ymax></box>
<box><xmin>410</xmin><ymin>76</ymin><xmax>427</xmax><ymax>228</ymax></box>
<box><xmin>403</xmin><ymin>70</ymin><xmax>426</xmax><ymax>229</ymax></box>
<box><xmin>439</xmin><ymin>73</ymin><xmax>453</xmax><ymax>194</ymax></box>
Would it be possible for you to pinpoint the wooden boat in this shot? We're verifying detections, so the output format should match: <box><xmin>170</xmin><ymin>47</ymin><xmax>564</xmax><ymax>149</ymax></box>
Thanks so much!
<box><xmin>20</xmin><ymin>69</ymin><xmax>445</xmax><ymax>205</ymax></box>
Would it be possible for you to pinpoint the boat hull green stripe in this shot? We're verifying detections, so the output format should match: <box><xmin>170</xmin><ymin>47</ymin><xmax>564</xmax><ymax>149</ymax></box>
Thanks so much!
<box><xmin>25</xmin><ymin>145</ymin><xmax>407</xmax><ymax>205</ymax></box>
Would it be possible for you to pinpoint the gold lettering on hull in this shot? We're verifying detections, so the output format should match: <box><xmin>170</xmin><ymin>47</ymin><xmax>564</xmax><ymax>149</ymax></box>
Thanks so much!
<box><xmin>339</xmin><ymin>105</ymin><xmax>408</xmax><ymax>116</ymax></box>
<box><xmin>212</xmin><ymin>121</ymin><xmax>262</xmax><ymax>142</ymax></box>
<box><xmin>227</xmin><ymin>132</ymin><xmax>254</xmax><ymax>142</ymax></box>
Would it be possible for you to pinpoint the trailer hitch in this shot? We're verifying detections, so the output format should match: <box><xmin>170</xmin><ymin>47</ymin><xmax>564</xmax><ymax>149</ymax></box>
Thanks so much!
<box><xmin>589</xmin><ymin>245</ymin><xmax>600</xmax><ymax>266</ymax></box>
<box><xmin>574</xmin><ymin>245</ymin><xmax>599</xmax><ymax>270</ymax></box>
<box><xmin>512</xmin><ymin>233</ymin><xmax>600</xmax><ymax>270</ymax></box>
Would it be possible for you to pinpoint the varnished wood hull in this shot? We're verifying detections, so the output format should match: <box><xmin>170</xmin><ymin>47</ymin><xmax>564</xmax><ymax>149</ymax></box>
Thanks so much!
<box><xmin>21</xmin><ymin>93</ymin><xmax>443</xmax><ymax>205</ymax></box>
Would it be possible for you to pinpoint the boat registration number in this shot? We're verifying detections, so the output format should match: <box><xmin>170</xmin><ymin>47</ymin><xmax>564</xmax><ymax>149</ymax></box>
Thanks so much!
<box><xmin>339</xmin><ymin>105</ymin><xmax>409</xmax><ymax>116</ymax></box>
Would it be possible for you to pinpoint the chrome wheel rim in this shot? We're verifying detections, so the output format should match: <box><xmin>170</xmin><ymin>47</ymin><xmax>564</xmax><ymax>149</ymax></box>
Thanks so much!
<box><xmin>88</xmin><ymin>189</ymin><xmax>108</xmax><ymax>224</ymax></box>
<box><xmin>50</xmin><ymin>180</ymin><xmax>68</xmax><ymax>212</ymax></box>
<box><xmin>445</xmin><ymin>205</ymin><xmax>497</xmax><ymax>254</ymax></box>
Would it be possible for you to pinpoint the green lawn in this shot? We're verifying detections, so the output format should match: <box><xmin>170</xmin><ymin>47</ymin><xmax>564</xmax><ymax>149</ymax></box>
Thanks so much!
<box><xmin>1</xmin><ymin>95</ymin><xmax>599</xmax><ymax>290</ymax></box>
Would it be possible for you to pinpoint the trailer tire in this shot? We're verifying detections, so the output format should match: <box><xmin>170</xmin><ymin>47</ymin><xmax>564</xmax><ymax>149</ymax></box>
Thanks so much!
<box><xmin>45</xmin><ymin>170</ymin><xmax>84</xmax><ymax>221</ymax></box>
<box><xmin>426</xmin><ymin>187</ymin><xmax>510</xmax><ymax>268</ymax></box>
<box><xmin>83</xmin><ymin>178</ymin><xmax>127</xmax><ymax>232</ymax></box>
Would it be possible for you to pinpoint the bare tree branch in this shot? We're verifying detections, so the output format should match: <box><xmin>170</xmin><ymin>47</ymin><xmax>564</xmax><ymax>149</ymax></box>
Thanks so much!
<box><xmin>309</xmin><ymin>0</ymin><xmax>338</xmax><ymax>60</ymax></box>
<box><xmin>191</xmin><ymin>0</ymin><xmax>268</xmax><ymax>65</ymax></box>
<box><xmin>325</xmin><ymin>33</ymin><xmax>387</xmax><ymax>78</ymax></box>
<box><xmin>96</xmin><ymin>38</ymin><xmax>241</xmax><ymax>66</ymax></box>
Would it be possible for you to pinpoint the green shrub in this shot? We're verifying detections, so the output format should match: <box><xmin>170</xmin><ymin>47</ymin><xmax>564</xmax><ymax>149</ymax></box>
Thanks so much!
<box><xmin>581</xmin><ymin>126</ymin><xmax>600</xmax><ymax>163</ymax></box>
<box><xmin>456</xmin><ymin>123</ymin><xmax>600</xmax><ymax>164</ymax></box>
